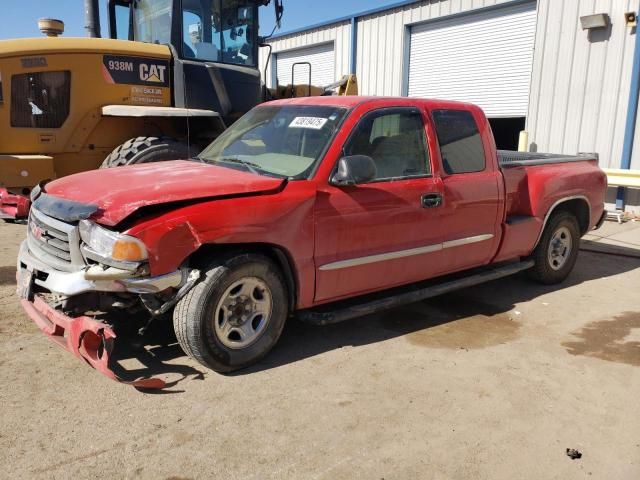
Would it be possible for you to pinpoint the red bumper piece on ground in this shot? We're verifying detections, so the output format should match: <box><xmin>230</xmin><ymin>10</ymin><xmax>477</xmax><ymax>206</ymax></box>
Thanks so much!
<box><xmin>0</xmin><ymin>188</ymin><xmax>31</xmax><ymax>219</ymax></box>
<box><xmin>21</xmin><ymin>296</ymin><xmax>166</xmax><ymax>389</ymax></box>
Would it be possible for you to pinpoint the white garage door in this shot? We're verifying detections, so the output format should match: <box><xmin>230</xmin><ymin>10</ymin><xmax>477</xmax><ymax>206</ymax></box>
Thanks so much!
<box><xmin>408</xmin><ymin>2</ymin><xmax>537</xmax><ymax>117</ymax></box>
<box><xmin>276</xmin><ymin>43</ymin><xmax>335</xmax><ymax>87</ymax></box>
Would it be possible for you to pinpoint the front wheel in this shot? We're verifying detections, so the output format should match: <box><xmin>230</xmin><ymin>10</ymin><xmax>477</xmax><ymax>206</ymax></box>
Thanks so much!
<box><xmin>528</xmin><ymin>211</ymin><xmax>580</xmax><ymax>284</ymax></box>
<box><xmin>173</xmin><ymin>254</ymin><xmax>288</xmax><ymax>373</ymax></box>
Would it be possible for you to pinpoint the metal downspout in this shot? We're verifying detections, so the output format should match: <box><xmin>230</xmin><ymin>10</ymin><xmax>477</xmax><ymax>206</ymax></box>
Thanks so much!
<box><xmin>350</xmin><ymin>17</ymin><xmax>358</xmax><ymax>75</ymax></box>
<box><xmin>617</xmin><ymin>2</ymin><xmax>640</xmax><ymax>209</ymax></box>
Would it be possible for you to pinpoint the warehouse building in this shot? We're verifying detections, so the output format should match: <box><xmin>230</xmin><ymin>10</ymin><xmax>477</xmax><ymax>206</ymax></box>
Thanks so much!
<box><xmin>259</xmin><ymin>0</ymin><xmax>640</xmax><ymax>210</ymax></box>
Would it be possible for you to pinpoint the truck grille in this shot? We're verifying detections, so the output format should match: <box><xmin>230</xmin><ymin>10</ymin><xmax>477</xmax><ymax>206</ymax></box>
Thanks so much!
<box><xmin>27</xmin><ymin>207</ymin><xmax>84</xmax><ymax>272</ymax></box>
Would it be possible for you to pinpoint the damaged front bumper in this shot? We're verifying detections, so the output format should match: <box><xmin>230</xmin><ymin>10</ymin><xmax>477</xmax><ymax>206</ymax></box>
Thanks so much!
<box><xmin>21</xmin><ymin>296</ymin><xmax>166</xmax><ymax>388</ymax></box>
<box><xmin>0</xmin><ymin>187</ymin><xmax>30</xmax><ymax>220</ymax></box>
<box><xmin>17</xmin><ymin>240</ymin><xmax>189</xmax><ymax>297</ymax></box>
<box><xmin>17</xmin><ymin>240</ymin><xmax>199</xmax><ymax>388</ymax></box>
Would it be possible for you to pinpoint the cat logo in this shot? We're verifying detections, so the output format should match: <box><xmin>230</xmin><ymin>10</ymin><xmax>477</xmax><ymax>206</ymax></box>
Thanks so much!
<box><xmin>139</xmin><ymin>63</ymin><xmax>167</xmax><ymax>83</ymax></box>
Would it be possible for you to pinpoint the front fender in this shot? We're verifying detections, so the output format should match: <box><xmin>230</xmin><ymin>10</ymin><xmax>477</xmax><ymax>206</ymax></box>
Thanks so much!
<box><xmin>125</xmin><ymin>182</ymin><xmax>318</xmax><ymax>308</ymax></box>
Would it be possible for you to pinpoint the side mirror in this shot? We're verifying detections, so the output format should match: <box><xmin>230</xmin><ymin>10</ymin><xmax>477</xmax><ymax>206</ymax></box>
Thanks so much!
<box><xmin>330</xmin><ymin>155</ymin><xmax>377</xmax><ymax>186</ymax></box>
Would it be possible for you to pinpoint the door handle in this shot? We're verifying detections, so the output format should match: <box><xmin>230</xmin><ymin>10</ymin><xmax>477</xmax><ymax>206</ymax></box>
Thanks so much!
<box><xmin>421</xmin><ymin>193</ymin><xmax>443</xmax><ymax>208</ymax></box>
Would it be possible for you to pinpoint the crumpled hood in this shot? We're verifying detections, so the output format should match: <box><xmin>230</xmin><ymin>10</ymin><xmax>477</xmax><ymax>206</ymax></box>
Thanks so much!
<box><xmin>44</xmin><ymin>160</ymin><xmax>286</xmax><ymax>226</ymax></box>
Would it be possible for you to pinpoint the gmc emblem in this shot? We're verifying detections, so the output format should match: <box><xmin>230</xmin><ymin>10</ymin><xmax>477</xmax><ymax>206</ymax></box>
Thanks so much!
<box><xmin>30</xmin><ymin>223</ymin><xmax>44</xmax><ymax>240</ymax></box>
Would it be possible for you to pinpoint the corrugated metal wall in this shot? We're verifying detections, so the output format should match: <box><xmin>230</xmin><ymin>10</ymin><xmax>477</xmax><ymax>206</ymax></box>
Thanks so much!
<box><xmin>356</xmin><ymin>0</ymin><xmax>517</xmax><ymax>96</ymax></box>
<box><xmin>407</xmin><ymin>1</ymin><xmax>536</xmax><ymax>117</ymax></box>
<box><xmin>276</xmin><ymin>43</ymin><xmax>336</xmax><ymax>86</ymax></box>
<box><xmin>259</xmin><ymin>0</ymin><xmax>640</xmax><ymax>171</ymax></box>
<box><xmin>258</xmin><ymin>21</ymin><xmax>352</xmax><ymax>89</ymax></box>
<box><xmin>527</xmin><ymin>0</ymin><xmax>638</xmax><ymax>170</ymax></box>
<box><xmin>260</xmin><ymin>0</ymin><xmax>519</xmax><ymax>95</ymax></box>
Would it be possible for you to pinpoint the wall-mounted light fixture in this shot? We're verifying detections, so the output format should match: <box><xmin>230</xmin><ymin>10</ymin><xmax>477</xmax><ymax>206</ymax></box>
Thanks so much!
<box><xmin>580</xmin><ymin>13</ymin><xmax>610</xmax><ymax>30</ymax></box>
<box><xmin>625</xmin><ymin>11</ymin><xmax>637</xmax><ymax>28</ymax></box>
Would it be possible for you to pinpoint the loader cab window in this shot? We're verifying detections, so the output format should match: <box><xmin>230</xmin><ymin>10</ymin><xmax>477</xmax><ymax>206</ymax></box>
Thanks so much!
<box><xmin>132</xmin><ymin>0</ymin><xmax>173</xmax><ymax>45</ymax></box>
<box><xmin>112</xmin><ymin>3</ymin><xmax>132</xmax><ymax>40</ymax></box>
<box><xmin>182</xmin><ymin>6</ymin><xmax>222</xmax><ymax>61</ymax></box>
<box><xmin>181</xmin><ymin>0</ymin><xmax>257</xmax><ymax>66</ymax></box>
<box><xmin>11</xmin><ymin>71</ymin><xmax>71</xmax><ymax>128</ymax></box>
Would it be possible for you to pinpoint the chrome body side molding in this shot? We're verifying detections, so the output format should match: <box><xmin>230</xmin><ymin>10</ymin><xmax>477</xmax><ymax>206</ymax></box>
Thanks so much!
<box><xmin>319</xmin><ymin>234</ymin><xmax>495</xmax><ymax>271</ymax></box>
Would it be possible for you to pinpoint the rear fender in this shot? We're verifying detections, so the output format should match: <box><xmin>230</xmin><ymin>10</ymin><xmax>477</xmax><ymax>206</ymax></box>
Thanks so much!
<box><xmin>533</xmin><ymin>196</ymin><xmax>591</xmax><ymax>248</ymax></box>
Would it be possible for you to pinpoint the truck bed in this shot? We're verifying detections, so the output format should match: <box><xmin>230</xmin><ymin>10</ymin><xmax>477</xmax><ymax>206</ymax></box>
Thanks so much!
<box><xmin>498</xmin><ymin>151</ymin><xmax>598</xmax><ymax>168</ymax></box>
<box><xmin>494</xmin><ymin>148</ymin><xmax>605</xmax><ymax>264</ymax></box>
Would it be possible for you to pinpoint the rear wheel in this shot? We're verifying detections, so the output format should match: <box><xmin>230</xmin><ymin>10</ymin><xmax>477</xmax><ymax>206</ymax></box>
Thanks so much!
<box><xmin>528</xmin><ymin>211</ymin><xmax>580</xmax><ymax>284</ymax></box>
<box><xmin>173</xmin><ymin>254</ymin><xmax>288</xmax><ymax>373</ymax></box>
<box><xmin>100</xmin><ymin>136</ymin><xmax>197</xmax><ymax>168</ymax></box>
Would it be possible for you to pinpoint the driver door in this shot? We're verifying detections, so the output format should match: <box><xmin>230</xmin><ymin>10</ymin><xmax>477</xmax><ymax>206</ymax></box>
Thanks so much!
<box><xmin>314</xmin><ymin>107</ymin><xmax>446</xmax><ymax>303</ymax></box>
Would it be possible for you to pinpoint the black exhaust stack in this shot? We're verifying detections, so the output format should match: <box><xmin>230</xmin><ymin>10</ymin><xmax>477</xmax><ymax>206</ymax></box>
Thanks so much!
<box><xmin>84</xmin><ymin>0</ymin><xmax>101</xmax><ymax>38</ymax></box>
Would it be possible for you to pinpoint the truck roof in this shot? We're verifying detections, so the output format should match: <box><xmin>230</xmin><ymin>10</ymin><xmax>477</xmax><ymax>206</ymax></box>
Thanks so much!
<box><xmin>265</xmin><ymin>95</ymin><xmax>480</xmax><ymax>111</ymax></box>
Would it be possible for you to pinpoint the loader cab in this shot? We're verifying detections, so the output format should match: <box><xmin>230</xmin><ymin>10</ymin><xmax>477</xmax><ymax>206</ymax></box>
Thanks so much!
<box><xmin>108</xmin><ymin>0</ymin><xmax>269</xmax><ymax>121</ymax></box>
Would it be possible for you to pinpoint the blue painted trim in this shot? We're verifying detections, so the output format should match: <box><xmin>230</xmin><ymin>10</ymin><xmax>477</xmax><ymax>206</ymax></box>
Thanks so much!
<box><xmin>350</xmin><ymin>17</ymin><xmax>357</xmax><ymax>75</ymax></box>
<box><xmin>401</xmin><ymin>25</ymin><xmax>411</xmax><ymax>97</ymax></box>
<box><xmin>271</xmin><ymin>51</ymin><xmax>278</xmax><ymax>87</ymax></box>
<box><xmin>617</xmin><ymin>2</ymin><xmax>640</xmax><ymax>209</ymax></box>
<box><xmin>269</xmin><ymin>0</ymin><xmax>421</xmax><ymax>40</ymax></box>
<box><xmin>269</xmin><ymin>0</ymin><xmax>534</xmax><ymax>41</ymax></box>
<box><xmin>404</xmin><ymin>0</ymin><xmax>535</xmax><ymax>28</ymax></box>
<box><xmin>621</xmin><ymin>3</ymin><xmax>640</xmax><ymax>171</ymax></box>
<box><xmin>616</xmin><ymin>186</ymin><xmax>626</xmax><ymax>209</ymax></box>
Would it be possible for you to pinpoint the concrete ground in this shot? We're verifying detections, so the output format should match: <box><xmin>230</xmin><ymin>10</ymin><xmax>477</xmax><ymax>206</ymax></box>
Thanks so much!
<box><xmin>583</xmin><ymin>217</ymin><xmax>640</xmax><ymax>257</ymax></box>
<box><xmin>1</xmin><ymin>219</ymin><xmax>639</xmax><ymax>480</ymax></box>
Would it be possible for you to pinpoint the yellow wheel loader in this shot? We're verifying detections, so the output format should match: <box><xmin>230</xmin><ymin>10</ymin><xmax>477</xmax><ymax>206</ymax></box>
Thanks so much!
<box><xmin>0</xmin><ymin>0</ymin><xmax>288</xmax><ymax>219</ymax></box>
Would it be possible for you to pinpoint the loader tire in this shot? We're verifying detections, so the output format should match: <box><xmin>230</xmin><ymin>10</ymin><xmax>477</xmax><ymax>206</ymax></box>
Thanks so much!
<box><xmin>173</xmin><ymin>253</ymin><xmax>288</xmax><ymax>373</ymax></box>
<box><xmin>100</xmin><ymin>136</ymin><xmax>197</xmax><ymax>168</ymax></box>
<box><xmin>528</xmin><ymin>211</ymin><xmax>580</xmax><ymax>285</ymax></box>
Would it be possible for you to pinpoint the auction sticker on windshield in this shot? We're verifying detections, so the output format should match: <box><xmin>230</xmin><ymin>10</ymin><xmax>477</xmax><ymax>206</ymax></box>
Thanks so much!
<box><xmin>289</xmin><ymin>117</ymin><xmax>328</xmax><ymax>129</ymax></box>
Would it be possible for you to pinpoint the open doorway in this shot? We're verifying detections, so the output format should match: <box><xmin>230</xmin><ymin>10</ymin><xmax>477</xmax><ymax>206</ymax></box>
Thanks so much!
<box><xmin>488</xmin><ymin>117</ymin><xmax>525</xmax><ymax>150</ymax></box>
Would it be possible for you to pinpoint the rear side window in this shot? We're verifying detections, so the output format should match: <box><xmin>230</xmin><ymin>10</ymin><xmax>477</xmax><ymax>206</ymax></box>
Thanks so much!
<box><xmin>432</xmin><ymin>109</ymin><xmax>485</xmax><ymax>174</ymax></box>
<box><xmin>11</xmin><ymin>71</ymin><xmax>71</xmax><ymax>128</ymax></box>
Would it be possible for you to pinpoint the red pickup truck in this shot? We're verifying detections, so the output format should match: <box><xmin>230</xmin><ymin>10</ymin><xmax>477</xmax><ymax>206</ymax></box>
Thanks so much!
<box><xmin>17</xmin><ymin>96</ymin><xmax>607</xmax><ymax>387</ymax></box>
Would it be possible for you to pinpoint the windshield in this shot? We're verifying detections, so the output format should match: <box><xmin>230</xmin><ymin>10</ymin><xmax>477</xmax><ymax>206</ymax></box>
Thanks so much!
<box><xmin>183</xmin><ymin>0</ymin><xmax>258</xmax><ymax>66</ymax></box>
<box><xmin>198</xmin><ymin>105</ymin><xmax>348</xmax><ymax>179</ymax></box>
<box><xmin>130</xmin><ymin>0</ymin><xmax>258</xmax><ymax>66</ymax></box>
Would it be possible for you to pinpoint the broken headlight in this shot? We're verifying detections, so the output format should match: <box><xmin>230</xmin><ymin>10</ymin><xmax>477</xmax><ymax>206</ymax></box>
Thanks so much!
<box><xmin>79</xmin><ymin>220</ymin><xmax>148</xmax><ymax>264</ymax></box>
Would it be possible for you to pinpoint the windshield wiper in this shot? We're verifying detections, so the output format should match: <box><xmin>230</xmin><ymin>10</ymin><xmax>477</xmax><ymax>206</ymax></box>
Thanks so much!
<box><xmin>219</xmin><ymin>156</ymin><xmax>263</xmax><ymax>175</ymax></box>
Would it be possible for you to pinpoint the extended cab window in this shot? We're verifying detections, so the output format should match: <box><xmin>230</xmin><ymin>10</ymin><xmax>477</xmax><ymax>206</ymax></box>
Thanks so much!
<box><xmin>432</xmin><ymin>109</ymin><xmax>486</xmax><ymax>175</ymax></box>
<box><xmin>344</xmin><ymin>109</ymin><xmax>430</xmax><ymax>181</ymax></box>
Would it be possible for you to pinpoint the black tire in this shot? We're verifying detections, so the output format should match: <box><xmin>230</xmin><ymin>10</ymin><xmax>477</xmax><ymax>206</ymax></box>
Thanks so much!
<box><xmin>100</xmin><ymin>136</ymin><xmax>198</xmax><ymax>168</ymax></box>
<box><xmin>528</xmin><ymin>211</ymin><xmax>580</xmax><ymax>285</ymax></box>
<box><xmin>173</xmin><ymin>254</ymin><xmax>288</xmax><ymax>373</ymax></box>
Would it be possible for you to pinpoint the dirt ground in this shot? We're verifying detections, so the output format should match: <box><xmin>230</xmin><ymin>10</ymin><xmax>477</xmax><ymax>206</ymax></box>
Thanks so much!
<box><xmin>1</xmin><ymin>220</ymin><xmax>639</xmax><ymax>480</ymax></box>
